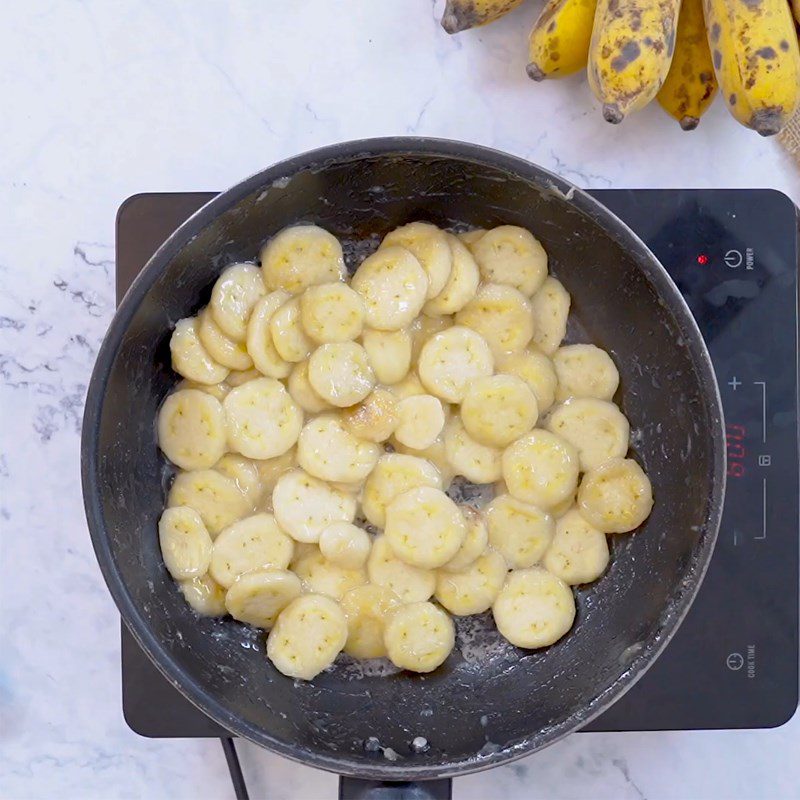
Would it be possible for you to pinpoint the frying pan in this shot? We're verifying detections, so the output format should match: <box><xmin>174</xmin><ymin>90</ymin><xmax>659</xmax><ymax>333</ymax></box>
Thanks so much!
<box><xmin>81</xmin><ymin>138</ymin><xmax>725</xmax><ymax>799</ymax></box>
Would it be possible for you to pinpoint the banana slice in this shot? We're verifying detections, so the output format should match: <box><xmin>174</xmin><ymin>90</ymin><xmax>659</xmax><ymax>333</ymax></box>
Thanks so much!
<box><xmin>340</xmin><ymin>389</ymin><xmax>398</xmax><ymax>443</ymax></box>
<box><xmin>368</xmin><ymin>535</ymin><xmax>436</xmax><ymax>602</ymax></box>
<box><xmin>383</xmin><ymin>601</ymin><xmax>455</xmax><ymax>673</ymax></box>
<box><xmin>418</xmin><ymin>326</ymin><xmax>494</xmax><ymax>403</ymax></box>
<box><xmin>198</xmin><ymin>308</ymin><xmax>254</xmax><ymax>371</ymax></box>
<box><xmin>486</xmin><ymin>494</ymin><xmax>555</xmax><ymax>568</ymax></box>
<box><xmin>553</xmin><ymin>344</ymin><xmax>619</xmax><ymax>402</ymax></box>
<box><xmin>549</xmin><ymin>488</ymin><xmax>577</xmax><ymax>519</ymax></box>
<box><xmin>361</xmin><ymin>327</ymin><xmax>412</xmax><ymax>385</ymax></box>
<box><xmin>267</xmin><ymin>593</ymin><xmax>348</xmax><ymax>680</ymax></box>
<box><xmin>170</xmin><ymin>318</ymin><xmax>230</xmax><ymax>385</ymax></box>
<box><xmin>226</xmin><ymin>568</ymin><xmax>302</xmax><ymax>629</ymax></box>
<box><xmin>470</xmin><ymin>225</ymin><xmax>548</xmax><ymax>296</ymax></box>
<box><xmin>168</xmin><ymin>470</ymin><xmax>252</xmax><ymax>537</ymax></box>
<box><xmin>384</xmin><ymin>486</ymin><xmax>467</xmax><ymax>569</ymax></box>
<box><xmin>319</xmin><ymin>522</ymin><xmax>372</xmax><ymax>569</ymax></box>
<box><xmin>410</xmin><ymin>314</ymin><xmax>454</xmax><ymax>363</ymax></box>
<box><xmin>260</xmin><ymin>225</ymin><xmax>346</xmax><ymax>294</ymax></box>
<box><xmin>297</xmin><ymin>414</ymin><xmax>381</xmax><ymax>483</ymax></box>
<box><xmin>361</xmin><ymin>453</ymin><xmax>443</xmax><ymax>528</ymax></box>
<box><xmin>387</xmin><ymin>370</ymin><xmax>427</xmax><ymax>400</ymax></box>
<box><xmin>223</xmin><ymin>377</ymin><xmax>303</xmax><ymax>459</ymax></box>
<box><xmin>300</xmin><ymin>282</ymin><xmax>365</xmax><ymax>344</ymax></box>
<box><xmin>225</xmin><ymin>368</ymin><xmax>262</xmax><ymax>387</ymax></box>
<box><xmin>443</xmin><ymin>415</ymin><xmax>503</xmax><ymax>484</ymax></box>
<box><xmin>255</xmin><ymin>447</ymin><xmax>297</xmax><ymax>499</ymax></box>
<box><xmin>213</xmin><ymin>454</ymin><xmax>263</xmax><ymax>506</ymax></box>
<box><xmin>210</xmin><ymin>512</ymin><xmax>294</xmax><ymax>588</ymax></box>
<box><xmin>455</xmin><ymin>283</ymin><xmax>534</xmax><ymax>356</ymax></box>
<box><xmin>545</xmin><ymin>398</ymin><xmax>630</xmax><ymax>472</ymax></box>
<box><xmin>176</xmin><ymin>378</ymin><xmax>230</xmax><ymax>401</ymax></box>
<box><xmin>307</xmin><ymin>341</ymin><xmax>375</xmax><ymax>407</ymax></box>
<box><xmin>158</xmin><ymin>389</ymin><xmax>227</xmax><ymax>470</ymax></box>
<box><xmin>341</xmin><ymin>584</ymin><xmax>401</xmax><ymax>659</ymax></box>
<box><xmin>382</xmin><ymin>221</ymin><xmax>452</xmax><ymax>299</ymax></box>
<box><xmin>246</xmin><ymin>291</ymin><xmax>293</xmax><ymax>378</ymax></box>
<box><xmin>392</xmin><ymin>436</ymin><xmax>455</xmax><ymax>487</ymax></box>
<box><xmin>461</xmin><ymin>374</ymin><xmax>539</xmax><ymax>448</ymax></box>
<box><xmin>441</xmin><ymin>505</ymin><xmax>489</xmax><ymax>573</ymax></box>
<box><xmin>179</xmin><ymin>574</ymin><xmax>227</xmax><ymax>616</ymax></box>
<box><xmin>158</xmin><ymin>506</ymin><xmax>213</xmax><ymax>580</ymax></box>
<box><xmin>435</xmin><ymin>549</ymin><xmax>508</xmax><ymax>616</ymax></box>
<box><xmin>351</xmin><ymin>246</ymin><xmax>428</xmax><ymax>330</ymax></box>
<box><xmin>577</xmin><ymin>457</ymin><xmax>653</xmax><ymax>533</ymax></box>
<box><xmin>394</xmin><ymin>395</ymin><xmax>446</xmax><ymax>450</ymax></box>
<box><xmin>496</xmin><ymin>349</ymin><xmax>558</xmax><ymax>414</ymax></box>
<box><xmin>272</xmin><ymin>468</ymin><xmax>357</xmax><ymax>543</ymax></box>
<box><xmin>287</xmin><ymin>360</ymin><xmax>333</xmax><ymax>414</ymax></box>
<box><xmin>423</xmin><ymin>233</ymin><xmax>480</xmax><ymax>315</ymax></box>
<box><xmin>543</xmin><ymin>508</ymin><xmax>609</xmax><ymax>585</ymax></box>
<box><xmin>459</xmin><ymin>228</ymin><xmax>486</xmax><ymax>247</ymax></box>
<box><xmin>492</xmin><ymin>567</ymin><xmax>576</xmax><ymax>649</ymax></box>
<box><xmin>291</xmin><ymin>547</ymin><xmax>367</xmax><ymax>600</ymax></box>
<box><xmin>210</xmin><ymin>263</ymin><xmax>267</xmax><ymax>342</ymax></box>
<box><xmin>268</xmin><ymin>296</ymin><xmax>313</xmax><ymax>363</ymax></box>
<box><xmin>530</xmin><ymin>277</ymin><xmax>570</xmax><ymax>355</ymax></box>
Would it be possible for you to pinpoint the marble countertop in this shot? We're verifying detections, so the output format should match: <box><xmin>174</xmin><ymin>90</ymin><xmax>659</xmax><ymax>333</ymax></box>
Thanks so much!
<box><xmin>2</xmin><ymin>1</ymin><xmax>799</xmax><ymax>798</ymax></box>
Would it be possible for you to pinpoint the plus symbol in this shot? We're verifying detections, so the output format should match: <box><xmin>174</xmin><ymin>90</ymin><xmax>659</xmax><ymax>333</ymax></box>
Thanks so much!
<box><xmin>728</xmin><ymin>376</ymin><xmax>742</xmax><ymax>391</ymax></box>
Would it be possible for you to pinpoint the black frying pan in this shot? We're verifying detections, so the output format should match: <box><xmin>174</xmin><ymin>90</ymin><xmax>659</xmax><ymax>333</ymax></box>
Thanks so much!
<box><xmin>81</xmin><ymin>138</ymin><xmax>725</xmax><ymax>799</ymax></box>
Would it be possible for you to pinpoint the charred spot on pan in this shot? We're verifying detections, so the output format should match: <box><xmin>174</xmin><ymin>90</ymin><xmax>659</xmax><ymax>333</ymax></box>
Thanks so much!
<box><xmin>713</xmin><ymin>50</ymin><xmax>722</xmax><ymax>69</ymax></box>
<box><xmin>611</xmin><ymin>41</ymin><xmax>641</xmax><ymax>72</ymax></box>
<box><xmin>755</xmin><ymin>46</ymin><xmax>777</xmax><ymax>60</ymax></box>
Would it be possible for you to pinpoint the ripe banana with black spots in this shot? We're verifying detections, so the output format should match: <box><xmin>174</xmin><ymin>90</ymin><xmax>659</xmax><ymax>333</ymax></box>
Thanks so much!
<box><xmin>704</xmin><ymin>0</ymin><xmax>800</xmax><ymax>135</ymax></box>
<box><xmin>527</xmin><ymin>0</ymin><xmax>598</xmax><ymax>80</ymax></box>
<box><xmin>441</xmin><ymin>0</ymin><xmax>526</xmax><ymax>33</ymax></box>
<box><xmin>657</xmin><ymin>0</ymin><xmax>718</xmax><ymax>129</ymax></box>
<box><xmin>588</xmin><ymin>0</ymin><xmax>681</xmax><ymax>123</ymax></box>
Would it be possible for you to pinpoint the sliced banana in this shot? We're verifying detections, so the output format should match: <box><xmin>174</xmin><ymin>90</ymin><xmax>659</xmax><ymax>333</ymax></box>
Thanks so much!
<box><xmin>530</xmin><ymin>277</ymin><xmax>570</xmax><ymax>355</ymax></box>
<box><xmin>496</xmin><ymin>349</ymin><xmax>557</xmax><ymax>414</ymax></box>
<box><xmin>351</xmin><ymin>246</ymin><xmax>428</xmax><ymax>330</ymax></box>
<box><xmin>269</xmin><ymin>296</ymin><xmax>313</xmax><ymax>363</ymax></box>
<box><xmin>267</xmin><ymin>593</ymin><xmax>348</xmax><ymax>680</ymax></box>
<box><xmin>170</xmin><ymin>318</ymin><xmax>230</xmax><ymax>385</ymax></box>
<box><xmin>458</xmin><ymin>228</ymin><xmax>486</xmax><ymax>247</ymax></box>
<box><xmin>435</xmin><ymin>549</ymin><xmax>508</xmax><ymax>616</ymax></box>
<box><xmin>387</xmin><ymin>370</ymin><xmax>427</xmax><ymax>400</ymax></box>
<box><xmin>179</xmin><ymin>574</ymin><xmax>227</xmax><ymax>616</ymax></box>
<box><xmin>246</xmin><ymin>291</ymin><xmax>292</xmax><ymax>379</ymax></box>
<box><xmin>226</xmin><ymin>568</ymin><xmax>302</xmax><ymax>629</ymax></box>
<box><xmin>341</xmin><ymin>584</ymin><xmax>401</xmax><ymax>659</ymax></box>
<box><xmin>410</xmin><ymin>314</ymin><xmax>454</xmax><ymax>363</ymax></box>
<box><xmin>158</xmin><ymin>506</ymin><xmax>213</xmax><ymax>580</ymax></box>
<box><xmin>319</xmin><ymin>522</ymin><xmax>372</xmax><ymax>569</ymax></box>
<box><xmin>198</xmin><ymin>308</ymin><xmax>253</xmax><ymax>371</ymax></box>
<box><xmin>455</xmin><ymin>283</ymin><xmax>534</xmax><ymax>356</ymax></box>
<box><xmin>383</xmin><ymin>601</ymin><xmax>455</xmax><ymax>673</ymax></box>
<box><xmin>287</xmin><ymin>359</ymin><xmax>333</xmax><ymax>414</ymax></box>
<box><xmin>210</xmin><ymin>512</ymin><xmax>294</xmax><ymax>588</ymax></box>
<box><xmin>470</xmin><ymin>225</ymin><xmax>548</xmax><ymax>296</ymax></box>
<box><xmin>292</xmin><ymin>547</ymin><xmax>367</xmax><ymax>600</ymax></box>
<box><xmin>553</xmin><ymin>344</ymin><xmax>620</xmax><ymax>402</ymax></box>
<box><xmin>545</xmin><ymin>398</ymin><xmax>630</xmax><ymax>472</ymax></box>
<box><xmin>441</xmin><ymin>505</ymin><xmax>489</xmax><ymax>573</ymax></box>
<box><xmin>272</xmin><ymin>468</ymin><xmax>357</xmax><ymax>543</ymax></box>
<box><xmin>549</xmin><ymin>488</ymin><xmax>577</xmax><ymax>519</ymax></box>
<box><xmin>297</xmin><ymin>414</ymin><xmax>381</xmax><ymax>483</ymax></box>
<box><xmin>486</xmin><ymin>494</ymin><xmax>555</xmax><ymax>569</ymax></box>
<box><xmin>382</xmin><ymin>221</ymin><xmax>452</xmax><ymax>299</ymax></box>
<box><xmin>300</xmin><ymin>282</ymin><xmax>365</xmax><ymax>344</ymax></box>
<box><xmin>443</xmin><ymin>415</ymin><xmax>503</xmax><ymax>484</ymax></box>
<box><xmin>423</xmin><ymin>233</ymin><xmax>480</xmax><ymax>316</ymax></box>
<box><xmin>361</xmin><ymin>453</ymin><xmax>443</xmax><ymax>528</ymax></box>
<box><xmin>307</xmin><ymin>341</ymin><xmax>375</xmax><ymax>407</ymax></box>
<box><xmin>578</xmin><ymin>457</ymin><xmax>653</xmax><ymax>533</ymax></box>
<box><xmin>260</xmin><ymin>225</ymin><xmax>346</xmax><ymax>294</ymax></box>
<box><xmin>176</xmin><ymin>378</ymin><xmax>230</xmax><ymax>401</ymax></box>
<box><xmin>225</xmin><ymin>368</ymin><xmax>262</xmax><ymax>387</ymax></box>
<box><xmin>394</xmin><ymin>395</ymin><xmax>446</xmax><ymax>451</ymax></box>
<box><xmin>543</xmin><ymin>508</ymin><xmax>609</xmax><ymax>585</ymax></box>
<box><xmin>223</xmin><ymin>377</ymin><xmax>303</xmax><ymax>459</ymax></box>
<box><xmin>213</xmin><ymin>454</ymin><xmax>263</xmax><ymax>506</ymax></box>
<box><xmin>210</xmin><ymin>263</ymin><xmax>267</xmax><ymax>342</ymax></box>
<box><xmin>340</xmin><ymin>389</ymin><xmax>398</xmax><ymax>443</ymax></box>
<box><xmin>168</xmin><ymin>470</ymin><xmax>252</xmax><ymax>537</ymax></box>
<box><xmin>392</xmin><ymin>436</ymin><xmax>455</xmax><ymax>487</ymax></box>
<box><xmin>361</xmin><ymin>327</ymin><xmax>412</xmax><ymax>385</ymax></box>
<box><xmin>502</xmin><ymin>429</ymin><xmax>580</xmax><ymax>510</ymax></box>
<box><xmin>367</xmin><ymin>536</ymin><xmax>436</xmax><ymax>603</ymax></box>
<box><xmin>158</xmin><ymin>389</ymin><xmax>227</xmax><ymax>471</ymax></box>
<box><xmin>255</xmin><ymin>447</ymin><xmax>297</xmax><ymax>498</ymax></box>
<box><xmin>461</xmin><ymin>374</ymin><xmax>539</xmax><ymax>448</ymax></box>
<box><xmin>418</xmin><ymin>326</ymin><xmax>494</xmax><ymax>403</ymax></box>
<box><xmin>492</xmin><ymin>567</ymin><xmax>576</xmax><ymax>649</ymax></box>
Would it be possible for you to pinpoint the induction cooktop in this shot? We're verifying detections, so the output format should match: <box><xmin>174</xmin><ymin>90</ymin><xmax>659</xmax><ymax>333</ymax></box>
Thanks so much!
<box><xmin>116</xmin><ymin>189</ymin><xmax>799</xmax><ymax>738</ymax></box>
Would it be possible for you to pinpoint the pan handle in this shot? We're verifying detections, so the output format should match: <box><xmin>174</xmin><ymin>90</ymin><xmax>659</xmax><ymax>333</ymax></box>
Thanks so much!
<box><xmin>338</xmin><ymin>778</ymin><xmax>452</xmax><ymax>800</ymax></box>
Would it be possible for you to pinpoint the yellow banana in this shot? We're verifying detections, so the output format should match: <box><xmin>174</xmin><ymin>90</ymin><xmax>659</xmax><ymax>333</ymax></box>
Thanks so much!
<box><xmin>441</xmin><ymin>0</ymin><xmax>526</xmax><ymax>33</ymax></box>
<box><xmin>704</xmin><ymin>0</ymin><xmax>800</xmax><ymax>135</ymax></box>
<box><xmin>588</xmin><ymin>0</ymin><xmax>682</xmax><ymax>123</ymax></box>
<box><xmin>527</xmin><ymin>0</ymin><xmax>598</xmax><ymax>80</ymax></box>
<box><xmin>657</xmin><ymin>0</ymin><xmax>718</xmax><ymax>129</ymax></box>
<box><xmin>792</xmin><ymin>0</ymin><xmax>800</xmax><ymax>26</ymax></box>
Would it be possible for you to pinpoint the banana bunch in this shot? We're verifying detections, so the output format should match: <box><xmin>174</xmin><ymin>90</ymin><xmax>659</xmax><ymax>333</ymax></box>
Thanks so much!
<box><xmin>440</xmin><ymin>0</ymin><xmax>800</xmax><ymax>135</ymax></box>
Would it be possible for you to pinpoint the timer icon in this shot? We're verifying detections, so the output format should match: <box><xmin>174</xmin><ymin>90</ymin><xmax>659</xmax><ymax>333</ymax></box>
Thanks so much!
<box><xmin>726</xmin><ymin>652</ymin><xmax>744</xmax><ymax>671</ymax></box>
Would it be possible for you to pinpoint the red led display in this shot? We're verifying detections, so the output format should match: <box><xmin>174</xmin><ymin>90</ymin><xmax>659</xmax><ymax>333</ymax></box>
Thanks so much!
<box><xmin>726</xmin><ymin>423</ymin><xmax>745</xmax><ymax>478</ymax></box>
<box><xmin>697</xmin><ymin>254</ymin><xmax>709</xmax><ymax>265</ymax></box>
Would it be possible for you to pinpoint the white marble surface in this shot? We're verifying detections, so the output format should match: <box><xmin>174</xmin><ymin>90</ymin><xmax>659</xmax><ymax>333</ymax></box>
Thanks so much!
<box><xmin>1</xmin><ymin>1</ymin><xmax>799</xmax><ymax>798</ymax></box>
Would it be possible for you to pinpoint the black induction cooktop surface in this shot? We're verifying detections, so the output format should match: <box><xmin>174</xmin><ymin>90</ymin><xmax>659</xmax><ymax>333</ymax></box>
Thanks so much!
<box><xmin>117</xmin><ymin>189</ymin><xmax>799</xmax><ymax>738</ymax></box>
